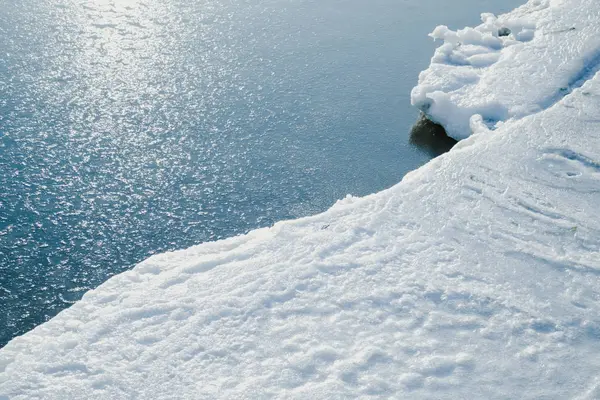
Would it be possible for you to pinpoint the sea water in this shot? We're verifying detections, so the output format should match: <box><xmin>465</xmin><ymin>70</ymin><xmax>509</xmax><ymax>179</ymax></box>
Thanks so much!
<box><xmin>0</xmin><ymin>0</ymin><xmax>524</xmax><ymax>346</ymax></box>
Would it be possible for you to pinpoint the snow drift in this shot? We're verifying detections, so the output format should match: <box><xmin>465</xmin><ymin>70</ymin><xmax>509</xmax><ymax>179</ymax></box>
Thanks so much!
<box><xmin>2</xmin><ymin>0</ymin><xmax>600</xmax><ymax>398</ymax></box>
<box><xmin>412</xmin><ymin>0</ymin><xmax>600</xmax><ymax>140</ymax></box>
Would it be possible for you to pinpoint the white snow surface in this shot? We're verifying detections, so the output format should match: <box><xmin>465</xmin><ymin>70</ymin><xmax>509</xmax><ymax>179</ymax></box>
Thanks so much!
<box><xmin>411</xmin><ymin>0</ymin><xmax>600</xmax><ymax>140</ymax></box>
<box><xmin>2</xmin><ymin>1</ymin><xmax>600</xmax><ymax>398</ymax></box>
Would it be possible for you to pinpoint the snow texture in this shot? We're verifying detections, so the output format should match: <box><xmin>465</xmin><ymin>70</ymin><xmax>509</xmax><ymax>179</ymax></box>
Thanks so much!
<box><xmin>2</xmin><ymin>0</ymin><xmax>600</xmax><ymax>398</ymax></box>
<box><xmin>412</xmin><ymin>0</ymin><xmax>600</xmax><ymax>140</ymax></box>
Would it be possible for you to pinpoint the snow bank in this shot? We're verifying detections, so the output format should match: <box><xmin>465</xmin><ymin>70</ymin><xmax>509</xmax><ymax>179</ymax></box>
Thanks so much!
<box><xmin>412</xmin><ymin>0</ymin><xmax>600</xmax><ymax>140</ymax></box>
<box><xmin>2</xmin><ymin>1</ymin><xmax>600</xmax><ymax>398</ymax></box>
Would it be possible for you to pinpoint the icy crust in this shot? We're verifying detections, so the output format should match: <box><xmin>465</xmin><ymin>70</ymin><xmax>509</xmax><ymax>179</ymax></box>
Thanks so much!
<box><xmin>411</xmin><ymin>0</ymin><xmax>600</xmax><ymax>140</ymax></box>
<box><xmin>2</xmin><ymin>4</ymin><xmax>600</xmax><ymax>400</ymax></box>
<box><xmin>2</xmin><ymin>78</ymin><xmax>600</xmax><ymax>398</ymax></box>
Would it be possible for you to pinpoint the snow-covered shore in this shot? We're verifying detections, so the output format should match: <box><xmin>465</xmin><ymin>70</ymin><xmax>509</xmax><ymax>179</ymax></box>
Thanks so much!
<box><xmin>412</xmin><ymin>0</ymin><xmax>600</xmax><ymax>140</ymax></box>
<box><xmin>2</xmin><ymin>0</ymin><xmax>600</xmax><ymax>398</ymax></box>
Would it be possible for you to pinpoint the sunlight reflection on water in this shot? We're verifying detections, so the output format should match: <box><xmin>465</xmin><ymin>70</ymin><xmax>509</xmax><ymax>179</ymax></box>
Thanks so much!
<box><xmin>0</xmin><ymin>0</ymin><xmax>525</xmax><ymax>346</ymax></box>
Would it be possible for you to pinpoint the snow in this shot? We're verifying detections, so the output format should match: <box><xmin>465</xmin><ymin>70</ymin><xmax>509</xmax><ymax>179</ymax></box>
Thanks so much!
<box><xmin>411</xmin><ymin>0</ymin><xmax>600</xmax><ymax>140</ymax></box>
<box><xmin>2</xmin><ymin>0</ymin><xmax>600</xmax><ymax>398</ymax></box>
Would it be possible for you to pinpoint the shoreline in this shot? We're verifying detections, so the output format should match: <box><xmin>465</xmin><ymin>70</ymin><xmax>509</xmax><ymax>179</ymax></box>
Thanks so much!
<box><xmin>3</xmin><ymin>1</ymin><xmax>600</xmax><ymax>398</ymax></box>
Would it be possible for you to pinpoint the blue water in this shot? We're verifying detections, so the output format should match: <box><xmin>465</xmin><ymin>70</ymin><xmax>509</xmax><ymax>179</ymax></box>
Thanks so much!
<box><xmin>0</xmin><ymin>0</ymin><xmax>525</xmax><ymax>346</ymax></box>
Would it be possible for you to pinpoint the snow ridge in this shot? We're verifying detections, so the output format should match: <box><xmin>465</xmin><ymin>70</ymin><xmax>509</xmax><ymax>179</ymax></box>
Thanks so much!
<box><xmin>411</xmin><ymin>0</ymin><xmax>600</xmax><ymax>139</ymax></box>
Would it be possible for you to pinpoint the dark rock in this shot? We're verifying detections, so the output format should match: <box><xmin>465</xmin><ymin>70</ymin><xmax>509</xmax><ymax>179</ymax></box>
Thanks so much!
<box><xmin>498</xmin><ymin>27</ymin><xmax>511</xmax><ymax>37</ymax></box>
<box><xmin>409</xmin><ymin>114</ymin><xmax>457</xmax><ymax>157</ymax></box>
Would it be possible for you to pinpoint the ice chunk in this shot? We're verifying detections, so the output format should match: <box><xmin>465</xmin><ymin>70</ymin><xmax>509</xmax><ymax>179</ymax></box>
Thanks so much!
<box><xmin>412</xmin><ymin>0</ymin><xmax>600</xmax><ymax>140</ymax></box>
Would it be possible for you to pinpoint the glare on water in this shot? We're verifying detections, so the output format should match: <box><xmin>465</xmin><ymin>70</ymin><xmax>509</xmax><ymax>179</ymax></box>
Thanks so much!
<box><xmin>0</xmin><ymin>0</ymin><xmax>526</xmax><ymax>346</ymax></box>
